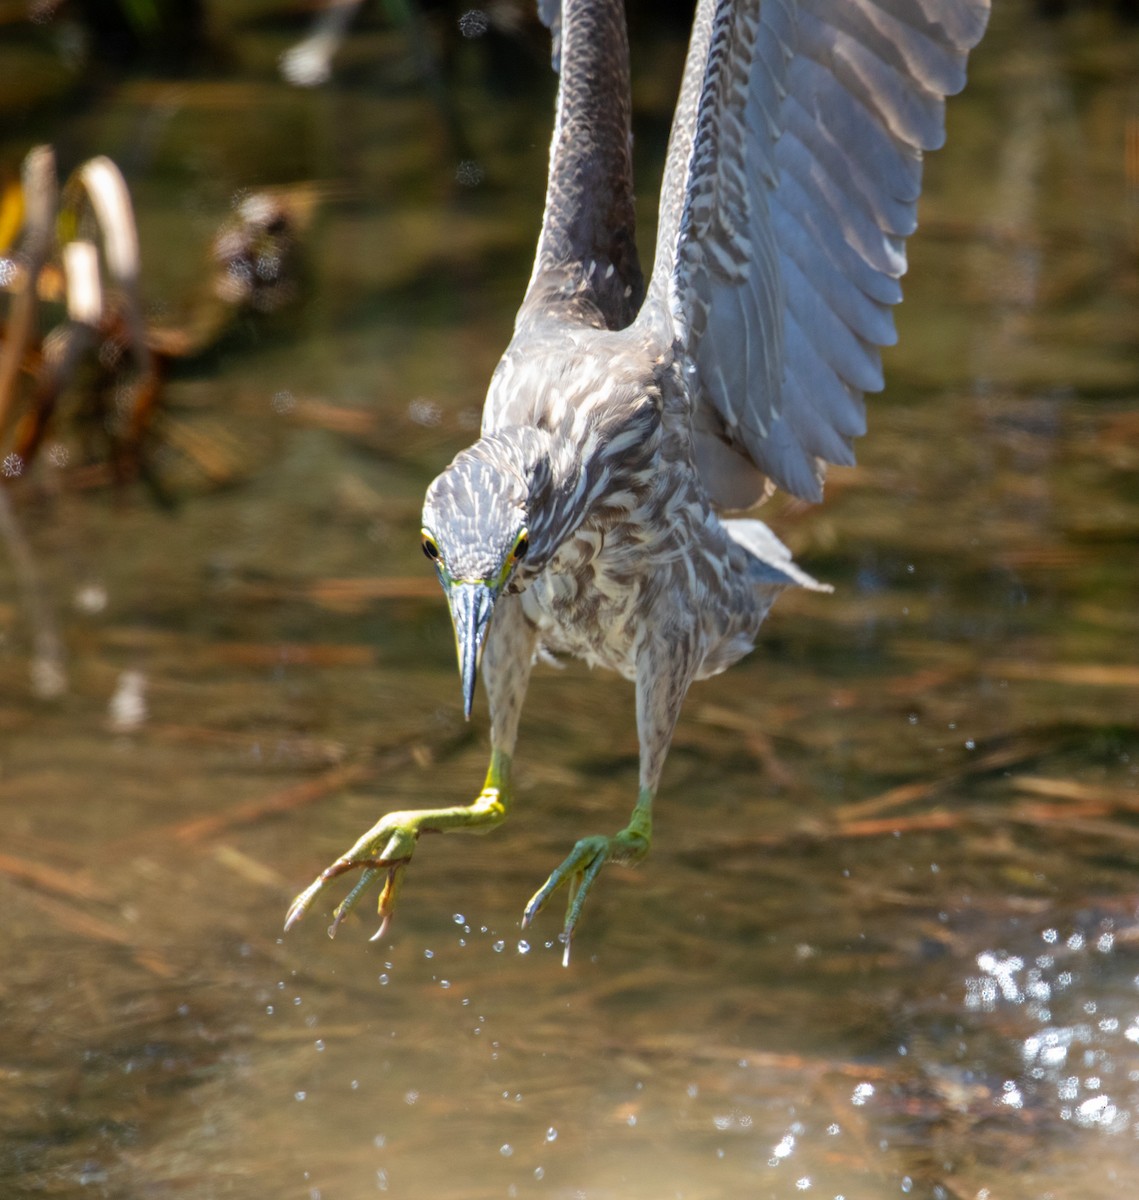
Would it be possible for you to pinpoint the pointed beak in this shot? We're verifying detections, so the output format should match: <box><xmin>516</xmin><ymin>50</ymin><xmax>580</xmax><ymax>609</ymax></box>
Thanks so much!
<box><xmin>446</xmin><ymin>581</ymin><xmax>497</xmax><ymax>719</ymax></box>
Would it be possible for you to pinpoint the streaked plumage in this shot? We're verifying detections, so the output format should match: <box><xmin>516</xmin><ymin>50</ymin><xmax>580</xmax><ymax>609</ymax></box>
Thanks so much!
<box><xmin>286</xmin><ymin>0</ymin><xmax>990</xmax><ymax>961</ymax></box>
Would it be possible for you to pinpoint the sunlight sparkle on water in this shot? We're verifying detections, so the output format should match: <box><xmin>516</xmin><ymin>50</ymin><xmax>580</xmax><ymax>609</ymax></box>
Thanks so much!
<box><xmin>771</xmin><ymin>1133</ymin><xmax>795</xmax><ymax>1160</ymax></box>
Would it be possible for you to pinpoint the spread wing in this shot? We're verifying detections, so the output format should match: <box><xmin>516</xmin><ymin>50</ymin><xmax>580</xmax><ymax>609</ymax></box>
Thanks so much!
<box><xmin>639</xmin><ymin>0</ymin><xmax>990</xmax><ymax>507</ymax></box>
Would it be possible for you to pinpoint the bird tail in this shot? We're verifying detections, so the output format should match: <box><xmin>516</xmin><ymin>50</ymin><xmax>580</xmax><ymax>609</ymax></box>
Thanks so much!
<box><xmin>722</xmin><ymin>519</ymin><xmax>832</xmax><ymax>594</ymax></box>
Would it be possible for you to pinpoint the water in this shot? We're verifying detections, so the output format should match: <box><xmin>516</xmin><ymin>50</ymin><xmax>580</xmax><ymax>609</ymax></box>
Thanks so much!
<box><xmin>1</xmin><ymin>3</ymin><xmax>1138</xmax><ymax>1198</ymax></box>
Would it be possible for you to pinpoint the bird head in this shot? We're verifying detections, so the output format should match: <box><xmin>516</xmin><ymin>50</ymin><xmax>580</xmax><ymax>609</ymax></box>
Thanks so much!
<box><xmin>421</xmin><ymin>428</ymin><xmax>556</xmax><ymax>719</ymax></box>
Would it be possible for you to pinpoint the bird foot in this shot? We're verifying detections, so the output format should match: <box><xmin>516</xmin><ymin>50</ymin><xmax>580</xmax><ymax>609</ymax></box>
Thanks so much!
<box><xmin>521</xmin><ymin>820</ymin><xmax>650</xmax><ymax>966</ymax></box>
<box><xmin>284</xmin><ymin>813</ymin><xmax>420</xmax><ymax>940</ymax></box>
<box><xmin>285</xmin><ymin>754</ymin><xmax>512</xmax><ymax>942</ymax></box>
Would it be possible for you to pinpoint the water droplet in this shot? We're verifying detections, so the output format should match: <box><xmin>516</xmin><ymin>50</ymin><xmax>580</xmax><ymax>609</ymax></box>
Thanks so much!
<box><xmin>458</xmin><ymin>9</ymin><xmax>490</xmax><ymax>38</ymax></box>
<box><xmin>499</xmin><ymin>1143</ymin><xmax>513</xmax><ymax>1157</ymax></box>
<box><xmin>493</xmin><ymin>940</ymin><xmax>505</xmax><ymax>953</ymax></box>
<box><xmin>314</xmin><ymin>1039</ymin><xmax>325</xmax><ymax>1052</ymax></box>
<box><xmin>534</xmin><ymin>1167</ymin><xmax>544</xmax><ymax>1180</ymax></box>
<box><xmin>295</xmin><ymin>1091</ymin><xmax>306</xmax><ymax>1102</ymax></box>
<box><xmin>546</xmin><ymin>1126</ymin><xmax>558</xmax><ymax>1142</ymax></box>
<box><xmin>901</xmin><ymin>1177</ymin><xmax>913</xmax><ymax>1194</ymax></box>
<box><xmin>440</xmin><ymin>979</ymin><xmax>451</xmax><ymax>989</ymax></box>
<box><xmin>378</xmin><ymin>973</ymin><xmax>389</xmax><ymax>986</ymax></box>
<box><xmin>265</xmin><ymin>1005</ymin><xmax>274</xmax><ymax>1015</ymax></box>
<box><xmin>424</xmin><ymin>948</ymin><xmax>434</xmax><ymax>959</ymax></box>
<box><xmin>455</xmin><ymin>160</ymin><xmax>485</xmax><ymax>188</ymax></box>
<box><xmin>408</xmin><ymin>398</ymin><xmax>442</xmax><ymax>427</ymax></box>
<box><xmin>517</xmin><ymin>940</ymin><xmax>531</xmax><ymax>955</ymax></box>
<box><xmin>965</xmin><ymin>738</ymin><xmax>975</xmax><ymax>750</ymax></box>
<box><xmin>453</xmin><ymin>913</ymin><xmax>466</xmax><ymax>925</ymax></box>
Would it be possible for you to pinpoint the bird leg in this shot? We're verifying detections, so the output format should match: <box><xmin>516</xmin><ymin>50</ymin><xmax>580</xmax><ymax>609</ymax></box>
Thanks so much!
<box><xmin>286</xmin><ymin>595</ymin><xmax>536</xmax><ymax>943</ymax></box>
<box><xmin>284</xmin><ymin>749</ymin><xmax>512</xmax><ymax>940</ymax></box>
<box><xmin>522</xmin><ymin>785</ymin><xmax>653</xmax><ymax>966</ymax></box>
<box><xmin>523</xmin><ymin>631</ymin><xmax>693</xmax><ymax>964</ymax></box>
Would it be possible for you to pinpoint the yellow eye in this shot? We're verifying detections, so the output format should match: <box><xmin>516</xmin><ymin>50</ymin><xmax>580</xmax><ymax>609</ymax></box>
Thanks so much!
<box><xmin>421</xmin><ymin>532</ymin><xmax>440</xmax><ymax>561</ymax></box>
<box><xmin>512</xmin><ymin>531</ymin><xmax>529</xmax><ymax>561</ymax></box>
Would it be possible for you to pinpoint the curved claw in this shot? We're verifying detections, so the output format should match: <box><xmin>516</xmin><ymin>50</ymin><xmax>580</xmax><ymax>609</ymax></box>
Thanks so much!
<box><xmin>284</xmin><ymin>812</ymin><xmax>420</xmax><ymax>939</ymax></box>
<box><xmin>328</xmin><ymin>867</ymin><xmax>380</xmax><ymax>938</ymax></box>
<box><xmin>285</xmin><ymin>754</ymin><xmax>514</xmax><ymax>946</ymax></box>
<box><xmin>284</xmin><ymin>856</ymin><xmax>359</xmax><ymax>932</ymax></box>
<box><xmin>522</xmin><ymin>830</ymin><xmax>646</xmax><ymax>967</ymax></box>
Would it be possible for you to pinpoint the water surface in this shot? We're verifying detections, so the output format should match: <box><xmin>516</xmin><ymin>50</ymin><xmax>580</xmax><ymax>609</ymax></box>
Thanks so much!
<box><xmin>1</xmin><ymin>3</ymin><xmax>1138</xmax><ymax>1198</ymax></box>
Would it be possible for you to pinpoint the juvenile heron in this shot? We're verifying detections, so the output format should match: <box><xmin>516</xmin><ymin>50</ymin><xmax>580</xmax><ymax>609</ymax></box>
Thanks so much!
<box><xmin>286</xmin><ymin>0</ymin><xmax>990</xmax><ymax>961</ymax></box>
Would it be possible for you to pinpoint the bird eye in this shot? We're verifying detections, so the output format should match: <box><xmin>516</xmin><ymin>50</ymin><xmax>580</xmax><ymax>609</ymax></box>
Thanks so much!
<box><xmin>421</xmin><ymin>534</ymin><xmax>440</xmax><ymax>561</ymax></box>
<box><xmin>513</xmin><ymin>532</ymin><xmax>529</xmax><ymax>560</ymax></box>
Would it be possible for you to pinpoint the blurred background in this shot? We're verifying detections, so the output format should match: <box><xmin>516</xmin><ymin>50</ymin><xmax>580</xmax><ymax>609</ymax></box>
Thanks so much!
<box><xmin>1</xmin><ymin>1</ymin><xmax>1138</xmax><ymax>1197</ymax></box>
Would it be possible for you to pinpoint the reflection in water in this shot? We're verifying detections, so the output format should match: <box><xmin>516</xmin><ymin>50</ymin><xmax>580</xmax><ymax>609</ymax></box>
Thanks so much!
<box><xmin>1</xmin><ymin>2</ymin><xmax>1138</xmax><ymax>1199</ymax></box>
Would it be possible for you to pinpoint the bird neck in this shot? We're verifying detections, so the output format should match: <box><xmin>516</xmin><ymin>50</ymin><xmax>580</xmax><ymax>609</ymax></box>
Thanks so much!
<box><xmin>523</xmin><ymin>0</ymin><xmax>644</xmax><ymax>331</ymax></box>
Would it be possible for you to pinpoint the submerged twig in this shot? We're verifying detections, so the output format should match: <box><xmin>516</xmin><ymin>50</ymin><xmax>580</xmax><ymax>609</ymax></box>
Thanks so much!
<box><xmin>17</xmin><ymin>890</ymin><xmax>176</xmax><ymax>978</ymax></box>
<box><xmin>171</xmin><ymin>760</ymin><xmax>380</xmax><ymax>846</ymax></box>
<box><xmin>0</xmin><ymin>850</ymin><xmax>109</xmax><ymax>903</ymax></box>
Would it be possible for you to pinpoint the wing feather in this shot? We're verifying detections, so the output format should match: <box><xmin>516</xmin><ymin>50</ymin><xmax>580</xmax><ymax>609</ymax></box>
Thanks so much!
<box><xmin>777</xmin><ymin>191</ymin><xmax>899</xmax><ymax>346</ymax></box>
<box><xmin>637</xmin><ymin>0</ymin><xmax>989</xmax><ymax>504</ymax></box>
<box><xmin>781</xmin><ymin>252</ymin><xmax>884</xmax><ymax>393</ymax></box>
<box><xmin>775</xmin><ymin>170</ymin><xmax>903</xmax><ymax>305</ymax></box>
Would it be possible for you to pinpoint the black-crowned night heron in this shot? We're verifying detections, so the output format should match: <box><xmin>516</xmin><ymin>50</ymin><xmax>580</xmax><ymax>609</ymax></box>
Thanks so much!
<box><xmin>286</xmin><ymin>0</ymin><xmax>990</xmax><ymax>962</ymax></box>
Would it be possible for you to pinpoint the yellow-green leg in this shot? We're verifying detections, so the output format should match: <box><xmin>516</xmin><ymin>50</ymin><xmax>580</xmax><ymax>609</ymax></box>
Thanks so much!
<box><xmin>522</xmin><ymin>785</ymin><xmax>653</xmax><ymax>966</ymax></box>
<box><xmin>286</xmin><ymin>593</ymin><xmax>537</xmax><ymax>942</ymax></box>
<box><xmin>284</xmin><ymin>749</ymin><xmax>512</xmax><ymax>940</ymax></box>
<box><xmin>522</xmin><ymin>632</ymin><xmax>695</xmax><ymax>964</ymax></box>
